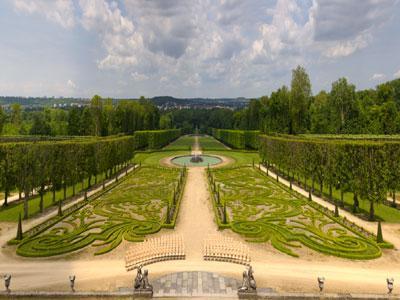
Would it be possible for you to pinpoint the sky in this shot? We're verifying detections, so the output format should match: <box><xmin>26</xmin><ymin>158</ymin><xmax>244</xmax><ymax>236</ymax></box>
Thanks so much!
<box><xmin>0</xmin><ymin>0</ymin><xmax>400</xmax><ymax>99</ymax></box>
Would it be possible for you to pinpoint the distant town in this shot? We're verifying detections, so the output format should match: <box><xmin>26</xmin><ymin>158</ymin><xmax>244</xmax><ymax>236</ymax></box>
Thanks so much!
<box><xmin>0</xmin><ymin>96</ymin><xmax>250</xmax><ymax>111</ymax></box>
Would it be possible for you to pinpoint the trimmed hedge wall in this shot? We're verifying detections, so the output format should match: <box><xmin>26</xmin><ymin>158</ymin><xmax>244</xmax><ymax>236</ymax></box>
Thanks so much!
<box><xmin>134</xmin><ymin>129</ymin><xmax>181</xmax><ymax>149</ymax></box>
<box><xmin>212</xmin><ymin>129</ymin><xmax>259</xmax><ymax>149</ymax></box>
<box><xmin>259</xmin><ymin>134</ymin><xmax>400</xmax><ymax>220</ymax></box>
<box><xmin>0</xmin><ymin>129</ymin><xmax>182</xmax><ymax>220</ymax></box>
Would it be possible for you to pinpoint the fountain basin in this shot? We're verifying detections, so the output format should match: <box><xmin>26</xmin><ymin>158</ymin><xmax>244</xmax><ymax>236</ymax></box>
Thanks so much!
<box><xmin>171</xmin><ymin>155</ymin><xmax>222</xmax><ymax>167</ymax></box>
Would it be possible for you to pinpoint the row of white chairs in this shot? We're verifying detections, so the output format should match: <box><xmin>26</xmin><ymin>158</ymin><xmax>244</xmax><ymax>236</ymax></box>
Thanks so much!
<box><xmin>125</xmin><ymin>235</ymin><xmax>185</xmax><ymax>271</ymax></box>
<box><xmin>203</xmin><ymin>235</ymin><xmax>251</xmax><ymax>266</ymax></box>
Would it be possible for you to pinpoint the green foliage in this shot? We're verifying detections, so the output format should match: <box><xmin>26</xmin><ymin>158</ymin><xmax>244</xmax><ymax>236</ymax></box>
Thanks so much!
<box><xmin>212</xmin><ymin>129</ymin><xmax>259</xmax><ymax>149</ymax></box>
<box><xmin>290</xmin><ymin>66</ymin><xmax>312</xmax><ymax>134</ymax></box>
<box><xmin>163</xmin><ymin>135</ymin><xmax>193</xmax><ymax>150</ymax></box>
<box><xmin>208</xmin><ymin>166</ymin><xmax>382</xmax><ymax>260</ymax></box>
<box><xmin>259</xmin><ymin>134</ymin><xmax>400</xmax><ymax>221</ymax></box>
<box><xmin>134</xmin><ymin>129</ymin><xmax>181</xmax><ymax>149</ymax></box>
<box><xmin>16</xmin><ymin>166</ymin><xmax>186</xmax><ymax>257</ymax></box>
<box><xmin>198</xmin><ymin>135</ymin><xmax>227</xmax><ymax>150</ymax></box>
<box><xmin>16</xmin><ymin>213</ymin><xmax>23</xmax><ymax>240</ymax></box>
<box><xmin>377</xmin><ymin>221</ymin><xmax>383</xmax><ymax>243</ymax></box>
<box><xmin>0</xmin><ymin>130</ymin><xmax>179</xmax><ymax>221</ymax></box>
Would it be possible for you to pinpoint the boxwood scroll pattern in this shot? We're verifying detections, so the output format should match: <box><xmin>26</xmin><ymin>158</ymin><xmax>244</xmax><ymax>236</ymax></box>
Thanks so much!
<box><xmin>208</xmin><ymin>166</ymin><xmax>381</xmax><ymax>259</ymax></box>
<box><xmin>16</xmin><ymin>166</ymin><xmax>186</xmax><ymax>257</ymax></box>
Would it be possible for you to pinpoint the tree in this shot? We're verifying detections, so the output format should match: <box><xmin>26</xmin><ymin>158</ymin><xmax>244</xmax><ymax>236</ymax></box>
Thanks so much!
<box><xmin>377</xmin><ymin>221</ymin><xmax>383</xmax><ymax>243</ymax></box>
<box><xmin>29</xmin><ymin>111</ymin><xmax>52</xmax><ymax>135</ymax></box>
<box><xmin>11</xmin><ymin>103</ymin><xmax>22</xmax><ymax>125</ymax></box>
<box><xmin>67</xmin><ymin>107</ymin><xmax>82</xmax><ymax>135</ymax></box>
<box><xmin>329</xmin><ymin>78</ymin><xmax>356</xmax><ymax>133</ymax></box>
<box><xmin>263</xmin><ymin>86</ymin><xmax>290</xmax><ymax>133</ymax></box>
<box><xmin>80</xmin><ymin>107</ymin><xmax>95</xmax><ymax>136</ymax></box>
<box><xmin>290</xmin><ymin>66</ymin><xmax>311</xmax><ymax>134</ymax></box>
<box><xmin>16</xmin><ymin>213</ymin><xmax>23</xmax><ymax>240</ymax></box>
<box><xmin>159</xmin><ymin>113</ymin><xmax>173</xmax><ymax>129</ymax></box>
<box><xmin>90</xmin><ymin>95</ymin><xmax>103</xmax><ymax>136</ymax></box>
<box><xmin>310</xmin><ymin>91</ymin><xmax>330</xmax><ymax>133</ymax></box>
<box><xmin>0</xmin><ymin>106</ymin><xmax>5</xmax><ymax>134</ymax></box>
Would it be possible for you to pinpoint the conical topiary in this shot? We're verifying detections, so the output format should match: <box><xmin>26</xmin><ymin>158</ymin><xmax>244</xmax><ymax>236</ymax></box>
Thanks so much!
<box><xmin>58</xmin><ymin>200</ymin><xmax>63</xmax><ymax>217</ymax></box>
<box><xmin>16</xmin><ymin>213</ymin><xmax>23</xmax><ymax>240</ymax></box>
<box><xmin>166</xmin><ymin>202</ymin><xmax>171</xmax><ymax>224</ymax></box>
<box><xmin>377</xmin><ymin>221</ymin><xmax>383</xmax><ymax>243</ymax></box>
<box><xmin>223</xmin><ymin>201</ymin><xmax>227</xmax><ymax>224</ymax></box>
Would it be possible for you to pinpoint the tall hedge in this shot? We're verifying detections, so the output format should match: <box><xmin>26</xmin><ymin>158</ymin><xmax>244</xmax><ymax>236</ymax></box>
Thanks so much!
<box><xmin>134</xmin><ymin>129</ymin><xmax>181</xmax><ymax>149</ymax></box>
<box><xmin>259</xmin><ymin>135</ymin><xmax>399</xmax><ymax>220</ymax></box>
<box><xmin>212</xmin><ymin>129</ymin><xmax>259</xmax><ymax>149</ymax></box>
<box><xmin>0</xmin><ymin>129</ymin><xmax>181</xmax><ymax>219</ymax></box>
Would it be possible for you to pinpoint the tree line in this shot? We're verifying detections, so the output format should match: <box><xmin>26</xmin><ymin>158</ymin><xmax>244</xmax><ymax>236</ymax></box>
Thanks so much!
<box><xmin>259</xmin><ymin>134</ymin><xmax>400</xmax><ymax>220</ymax></box>
<box><xmin>236</xmin><ymin>67</ymin><xmax>400</xmax><ymax>135</ymax></box>
<box><xmin>0</xmin><ymin>95</ymin><xmax>160</xmax><ymax>136</ymax></box>
<box><xmin>0</xmin><ymin>129</ymin><xmax>180</xmax><ymax>220</ymax></box>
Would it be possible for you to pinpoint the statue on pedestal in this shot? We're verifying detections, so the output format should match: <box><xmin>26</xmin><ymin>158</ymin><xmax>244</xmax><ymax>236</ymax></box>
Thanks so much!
<box><xmin>4</xmin><ymin>274</ymin><xmax>11</xmax><ymax>293</ymax></box>
<box><xmin>238</xmin><ymin>266</ymin><xmax>256</xmax><ymax>294</ymax></box>
<box><xmin>133</xmin><ymin>265</ymin><xmax>153</xmax><ymax>294</ymax></box>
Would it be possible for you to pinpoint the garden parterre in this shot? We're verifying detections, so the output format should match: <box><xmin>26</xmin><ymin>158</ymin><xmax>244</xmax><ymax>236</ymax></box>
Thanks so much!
<box><xmin>208</xmin><ymin>166</ymin><xmax>383</xmax><ymax>259</ymax></box>
<box><xmin>16</xmin><ymin>166</ymin><xmax>186</xmax><ymax>257</ymax></box>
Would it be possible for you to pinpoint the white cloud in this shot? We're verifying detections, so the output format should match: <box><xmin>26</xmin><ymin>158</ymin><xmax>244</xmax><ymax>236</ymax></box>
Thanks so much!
<box><xmin>131</xmin><ymin>72</ymin><xmax>149</xmax><ymax>81</ymax></box>
<box><xmin>8</xmin><ymin>0</ymin><xmax>400</xmax><ymax>97</ymax></box>
<box><xmin>249</xmin><ymin>0</ymin><xmax>316</xmax><ymax>62</ymax></box>
<box><xmin>67</xmin><ymin>79</ymin><xmax>76</xmax><ymax>89</ymax></box>
<box><xmin>314</xmin><ymin>0</ymin><xmax>398</xmax><ymax>58</ymax></box>
<box><xmin>79</xmin><ymin>0</ymin><xmax>142</xmax><ymax>70</ymax></box>
<box><xmin>13</xmin><ymin>0</ymin><xmax>75</xmax><ymax>28</ymax></box>
<box><xmin>370</xmin><ymin>73</ymin><xmax>386</xmax><ymax>81</ymax></box>
<box><xmin>323</xmin><ymin>34</ymin><xmax>370</xmax><ymax>58</ymax></box>
<box><xmin>394</xmin><ymin>69</ymin><xmax>400</xmax><ymax>79</ymax></box>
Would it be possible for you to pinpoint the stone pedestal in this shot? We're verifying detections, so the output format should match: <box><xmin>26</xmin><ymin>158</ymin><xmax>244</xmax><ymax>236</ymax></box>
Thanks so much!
<box><xmin>132</xmin><ymin>289</ymin><xmax>153</xmax><ymax>297</ymax></box>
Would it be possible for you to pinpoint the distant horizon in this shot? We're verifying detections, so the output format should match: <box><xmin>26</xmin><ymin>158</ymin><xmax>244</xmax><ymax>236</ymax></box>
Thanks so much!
<box><xmin>1</xmin><ymin>1</ymin><xmax>400</xmax><ymax>98</ymax></box>
<box><xmin>0</xmin><ymin>95</ymin><xmax>250</xmax><ymax>100</ymax></box>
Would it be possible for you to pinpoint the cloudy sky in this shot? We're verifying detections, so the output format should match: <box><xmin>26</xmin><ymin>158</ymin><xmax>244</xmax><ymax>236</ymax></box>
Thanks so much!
<box><xmin>0</xmin><ymin>0</ymin><xmax>400</xmax><ymax>98</ymax></box>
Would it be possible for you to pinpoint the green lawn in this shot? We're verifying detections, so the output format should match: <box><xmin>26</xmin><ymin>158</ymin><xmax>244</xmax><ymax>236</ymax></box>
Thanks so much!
<box><xmin>16</xmin><ymin>166</ymin><xmax>185</xmax><ymax>257</ymax></box>
<box><xmin>206</xmin><ymin>150</ymin><xmax>260</xmax><ymax>167</ymax></box>
<box><xmin>208</xmin><ymin>166</ymin><xmax>383</xmax><ymax>260</ymax></box>
<box><xmin>134</xmin><ymin>150</ymin><xmax>189</xmax><ymax>167</ymax></box>
<box><xmin>279</xmin><ymin>172</ymin><xmax>400</xmax><ymax>223</ymax></box>
<box><xmin>163</xmin><ymin>135</ymin><xmax>195</xmax><ymax>150</ymax></box>
<box><xmin>198</xmin><ymin>135</ymin><xmax>228</xmax><ymax>150</ymax></box>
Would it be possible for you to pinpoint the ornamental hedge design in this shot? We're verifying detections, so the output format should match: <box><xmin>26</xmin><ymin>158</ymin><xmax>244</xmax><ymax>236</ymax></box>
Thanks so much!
<box><xmin>16</xmin><ymin>166</ymin><xmax>187</xmax><ymax>257</ymax></box>
<box><xmin>207</xmin><ymin>166</ymin><xmax>383</xmax><ymax>259</ymax></box>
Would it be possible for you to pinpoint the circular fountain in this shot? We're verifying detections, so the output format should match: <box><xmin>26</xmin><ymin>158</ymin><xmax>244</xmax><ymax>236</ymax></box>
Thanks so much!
<box><xmin>171</xmin><ymin>155</ymin><xmax>222</xmax><ymax>167</ymax></box>
<box><xmin>190</xmin><ymin>154</ymin><xmax>203</xmax><ymax>163</ymax></box>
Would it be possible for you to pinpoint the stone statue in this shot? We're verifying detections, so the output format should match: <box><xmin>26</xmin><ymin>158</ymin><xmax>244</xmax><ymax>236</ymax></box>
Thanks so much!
<box><xmin>134</xmin><ymin>265</ymin><xmax>143</xmax><ymax>290</ymax></box>
<box><xmin>238</xmin><ymin>266</ymin><xmax>256</xmax><ymax>293</ymax></box>
<box><xmin>4</xmin><ymin>274</ymin><xmax>11</xmax><ymax>293</ymax></box>
<box><xmin>248</xmin><ymin>266</ymin><xmax>257</xmax><ymax>290</ymax></box>
<box><xmin>133</xmin><ymin>265</ymin><xmax>153</xmax><ymax>293</ymax></box>
<box><xmin>69</xmin><ymin>275</ymin><xmax>76</xmax><ymax>292</ymax></box>
<box><xmin>239</xmin><ymin>271</ymin><xmax>249</xmax><ymax>292</ymax></box>
<box><xmin>141</xmin><ymin>269</ymin><xmax>153</xmax><ymax>290</ymax></box>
